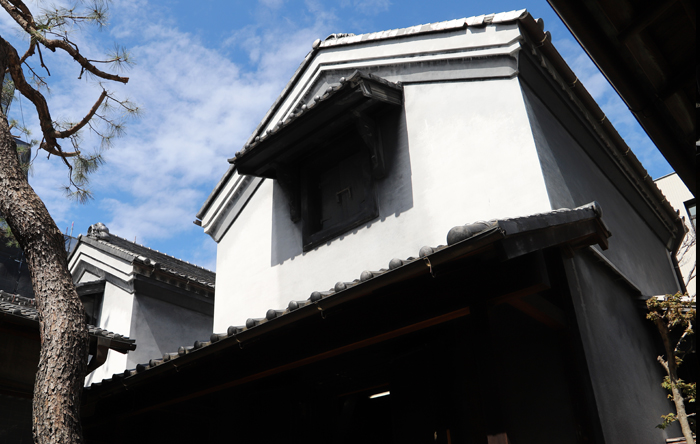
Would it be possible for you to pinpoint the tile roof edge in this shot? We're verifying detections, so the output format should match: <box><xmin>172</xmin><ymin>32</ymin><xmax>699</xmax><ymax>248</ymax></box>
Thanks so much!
<box><xmin>78</xmin><ymin>231</ymin><xmax>215</xmax><ymax>286</ymax></box>
<box><xmin>0</xmin><ymin>290</ymin><xmax>136</xmax><ymax>347</ymax></box>
<box><xmin>79</xmin><ymin>235</ymin><xmax>138</xmax><ymax>262</ymax></box>
<box><xmin>106</xmin><ymin>232</ymin><xmax>215</xmax><ymax>274</ymax></box>
<box><xmin>318</xmin><ymin>9</ymin><xmax>528</xmax><ymax>49</ymax></box>
<box><xmin>232</xmin><ymin>71</ymin><xmax>401</xmax><ymax>160</ymax></box>
<box><xmin>87</xmin><ymin>203</ymin><xmax>612</xmax><ymax>391</ymax></box>
<box><xmin>516</xmin><ymin>13</ymin><xmax>684</xmax><ymax>251</ymax></box>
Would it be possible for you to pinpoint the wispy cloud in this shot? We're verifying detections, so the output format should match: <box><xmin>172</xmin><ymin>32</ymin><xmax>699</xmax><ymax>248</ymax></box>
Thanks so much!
<box><xmin>3</xmin><ymin>0</ymin><xmax>338</xmax><ymax>267</ymax></box>
<box><xmin>90</xmin><ymin>5</ymin><xmax>336</xmax><ymax>247</ymax></box>
<box><xmin>345</xmin><ymin>0</ymin><xmax>392</xmax><ymax>16</ymax></box>
<box><xmin>259</xmin><ymin>0</ymin><xmax>286</xmax><ymax>10</ymax></box>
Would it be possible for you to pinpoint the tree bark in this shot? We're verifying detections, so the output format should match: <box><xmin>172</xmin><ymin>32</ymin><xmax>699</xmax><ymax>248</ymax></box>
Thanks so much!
<box><xmin>0</xmin><ymin>41</ymin><xmax>88</xmax><ymax>444</ymax></box>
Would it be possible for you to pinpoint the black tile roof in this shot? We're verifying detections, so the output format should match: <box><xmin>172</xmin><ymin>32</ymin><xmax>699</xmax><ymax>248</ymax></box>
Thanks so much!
<box><xmin>0</xmin><ymin>290</ymin><xmax>136</xmax><ymax>353</ymax></box>
<box><xmin>85</xmin><ymin>202</ymin><xmax>610</xmax><ymax>391</ymax></box>
<box><xmin>76</xmin><ymin>223</ymin><xmax>215</xmax><ymax>288</ymax></box>
<box><xmin>229</xmin><ymin>70</ymin><xmax>401</xmax><ymax>170</ymax></box>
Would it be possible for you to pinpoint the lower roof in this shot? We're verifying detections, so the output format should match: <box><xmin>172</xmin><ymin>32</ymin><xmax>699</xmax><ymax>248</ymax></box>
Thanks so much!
<box><xmin>83</xmin><ymin>203</ymin><xmax>610</xmax><ymax>407</ymax></box>
<box><xmin>0</xmin><ymin>290</ymin><xmax>136</xmax><ymax>354</ymax></box>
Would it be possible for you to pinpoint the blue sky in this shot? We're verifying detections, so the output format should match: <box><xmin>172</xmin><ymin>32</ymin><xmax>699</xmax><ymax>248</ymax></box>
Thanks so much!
<box><xmin>1</xmin><ymin>0</ymin><xmax>672</xmax><ymax>271</ymax></box>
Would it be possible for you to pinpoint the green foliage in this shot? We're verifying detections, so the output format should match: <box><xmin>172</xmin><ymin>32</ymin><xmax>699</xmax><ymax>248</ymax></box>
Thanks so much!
<box><xmin>1</xmin><ymin>75</ymin><xmax>14</xmax><ymax>114</ymax></box>
<box><xmin>646</xmin><ymin>293</ymin><xmax>696</xmax><ymax>331</ymax></box>
<box><xmin>37</xmin><ymin>0</ymin><xmax>110</xmax><ymax>33</ymax></box>
<box><xmin>661</xmin><ymin>376</ymin><xmax>696</xmax><ymax>403</ymax></box>
<box><xmin>62</xmin><ymin>153</ymin><xmax>104</xmax><ymax>203</ymax></box>
<box><xmin>647</xmin><ymin>293</ymin><xmax>696</xmax><ymax>433</ymax></box>
<box><xmin>0</xmin><ymin>219</ymin><xmax>19</xmax><ymax>248</ymax></box>
<box><xmin>657</xmin><ymin>413</ymin><xmax>678</xmax><ymax>430</ymax></box>
<box><xmin>55</xmin><ymin>91</ymin><xmax>139</xmax><ymax>201</ymax></box>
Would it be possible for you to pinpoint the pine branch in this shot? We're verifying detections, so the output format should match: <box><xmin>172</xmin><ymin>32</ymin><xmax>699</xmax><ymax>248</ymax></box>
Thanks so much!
<box><xmin>0</xmin><ymin>0</ymin><xmax>129</xmax><ymax>84</ymax></box>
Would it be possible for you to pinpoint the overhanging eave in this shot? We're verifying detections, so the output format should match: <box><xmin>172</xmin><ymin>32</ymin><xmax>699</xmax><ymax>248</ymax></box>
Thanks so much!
<box><xmin>230</xmin><ymin>71</ymin><xmax>403</xmax><ymax>179</ymax></box>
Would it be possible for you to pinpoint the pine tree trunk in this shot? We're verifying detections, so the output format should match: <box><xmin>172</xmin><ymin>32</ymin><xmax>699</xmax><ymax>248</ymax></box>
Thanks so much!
<box><xmin>0</xmin><ymin>54</ymin><xmax>88</xmax><ymax>443</ymax></box>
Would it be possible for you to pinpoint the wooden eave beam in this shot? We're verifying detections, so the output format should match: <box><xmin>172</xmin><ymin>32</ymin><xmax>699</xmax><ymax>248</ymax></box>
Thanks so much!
<box><xmin>617</xmin><ymin>0</ymin><xmax>678</xmax><ymax>43</ymax></box>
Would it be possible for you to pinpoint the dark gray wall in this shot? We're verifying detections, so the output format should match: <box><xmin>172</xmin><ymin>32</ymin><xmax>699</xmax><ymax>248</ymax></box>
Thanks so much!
<box><xmin>565</xmin><ymin>252</ymin><xmax>678</xmax><ymax>443</ymax></box>
<box><xmin>521</xmin><ymin>83</ymin><xmax>679</xmax><ymax>296</ymax></box>
<box><xmin>0</xmin><ymin>329</ymin><xmax>38</xmax><ymax>443</ymax></box>
<box><xmin>0</xmin><ymin>244</ymin><xmax>33</xmax><ymax>297</ymax></box>
<box><xmin>0</xmin><ymin>393</ymin><xmax>32</xmax><ymax>443</ymax></box>
<box><xmin>490</xmin><ymin>304</ymin><xmax>580</xmax><ymax>443</ymax></box>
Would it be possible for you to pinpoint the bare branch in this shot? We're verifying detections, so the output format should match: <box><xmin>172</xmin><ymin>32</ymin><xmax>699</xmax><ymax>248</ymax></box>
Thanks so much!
<box><xmin>54</xmin><ymin>90</ymin><xmax>107</xmax><ymax>139</ymax></box>
<box><xmin>18</xmin><ymin>39</ymin><xmax>36</xmax><ymax>65</ymax></box>
<box><xmin>36</xmin><ymin>44</ymin><xmax>50</xmax><ymax>77</ymax></box>
<box><xmin>22</xmin><ymin>61</ymin><xmax>48</xmax><ymax>88</ymax></box>
<box><xmin>674</xmin><ymin>321</ymin><xmax>693</xmax><ymax>355</ymax></box>
<box><xmin>7</xmin><ymin>0</ymin><xmax>32</xmax><ymax>23</ymax></box>
<box><xmin>0</xmin><ymin>36</ymin><xmax>80</xmax><ymax>158</ymax></box>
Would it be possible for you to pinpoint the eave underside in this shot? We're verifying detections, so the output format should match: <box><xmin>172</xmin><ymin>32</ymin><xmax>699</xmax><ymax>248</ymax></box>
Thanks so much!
<box><xmin>547</xmin><ymin>0</ymin><xmax>697</xmax><ymax>196</ymax></box>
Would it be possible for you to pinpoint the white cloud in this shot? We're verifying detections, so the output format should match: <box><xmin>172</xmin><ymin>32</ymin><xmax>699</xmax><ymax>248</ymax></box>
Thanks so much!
<box><xmin>2</xmin><ymin>0</ymin><xmax>340</xmax><ymax>271</ymax></box>
<box><xmin>259</xmin><ymin>0</ymin><xmax>286</xmax><ymax>10</ymax></box>
<box><xmin>340</xmin><ymin>0</ymin><xmax>391</xmax><ymax>15</ymax></box>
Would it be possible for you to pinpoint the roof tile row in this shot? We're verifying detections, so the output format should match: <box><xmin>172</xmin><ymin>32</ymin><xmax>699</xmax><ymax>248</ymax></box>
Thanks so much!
<box><xmin>0</xmin><ymin>290</ymin><xmax>135</xmax><ymax>344</ymax></box>
<box><xmin>231</xmin><ymin>71</ymin><xmax>401</xmax><ymax>163</ymax></box>
<box><xmin>86</xmin><ymin>203</ymin><xmax>605</xmax><ymax>390</ymax></box>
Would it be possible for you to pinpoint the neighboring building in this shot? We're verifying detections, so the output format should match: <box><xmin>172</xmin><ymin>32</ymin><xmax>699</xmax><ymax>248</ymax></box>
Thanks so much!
<box><xmin>0</xmin><ymin>138</ymin><xmax>35</xmax><ymax>298</ymax></box>
<box><xmin>0</xmin><ymin>291</ymin><xmax>136</xmax><ymax>443</ymax></box>
<box><xmin>655</xmin><ymin>172</ymin><xmax>696</xmax><ymax>297</ymax></box>
<box><xmin>0</xmin><ymin>241</ymin><xmax>32</xmax><ymax>298</ymax></box>
<box><xmin>0</xmin><ymin>233</ymin><xmax>77</xmax><ymax>299</ymax></box>
<box><xmin>0</xmin><ymin>220</ymin><xmax>215</xmax><ymax>441</ymax></box>
<box><xmin>68</xmin><ymin>223</ymin><xmax>216</xmax><ymax>385</ymax></box>
<box><xmin>82</xmin><ymin>10</ymin><xmax>687</xmax><ymax>444</ymax></box>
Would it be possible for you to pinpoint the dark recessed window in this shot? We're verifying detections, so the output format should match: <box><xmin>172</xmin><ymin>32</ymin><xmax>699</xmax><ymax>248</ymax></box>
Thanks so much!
<box><xmin>81</xmin><ymin>293</ymin><xmax>103</xmax><ymax>326</ymax></box>
<box><xmin>685</xmin><ymin>199</ymin><xmax>696</xmax><ymax>232</ymax></box>
<box><xmin>301</xmin><ymin>130</ymin><xmax>378</xmax><ymax>251</ymax></box>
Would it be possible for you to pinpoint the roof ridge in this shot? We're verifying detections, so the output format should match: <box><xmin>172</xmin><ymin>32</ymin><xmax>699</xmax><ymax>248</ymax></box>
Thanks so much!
<box><xmin>97</xmin><ymin>231</ymin><xmax>215</xmax><ymax>274</ymax></box>
<box><xmin>318</xmin><ymin>9</ymin><xmax>527</xmax><ymax>49</ymax></box>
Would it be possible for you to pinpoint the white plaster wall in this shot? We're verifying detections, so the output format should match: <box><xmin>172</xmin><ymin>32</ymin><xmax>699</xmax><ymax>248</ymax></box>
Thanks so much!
<box><xmin>655</xmin><ymin>173</ymin><xmax>696</xmax><ymax>297</ymax></box>
<box><xmin>213</xmin><ymin>77</ymin><xmax>552</xmax><ymax>331</ymax></box>
<box><xmin>77</xmin><ymin>271</ymin><xmax>100</xmax><ymax>283</ymax></box>
<box><xmin>269</xmin><ymin>25</ymin><xmax>523</xmax><ymax>131</ymax></box>
<box><xmin>127</xmin><ymin>295</ymin><xmax>213</xmax><ymax>367</ymax></box>
<box><xmin>84</xmin><ymin>282</ymin><xmax>134</xmax><ymax>385</ymax></box>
